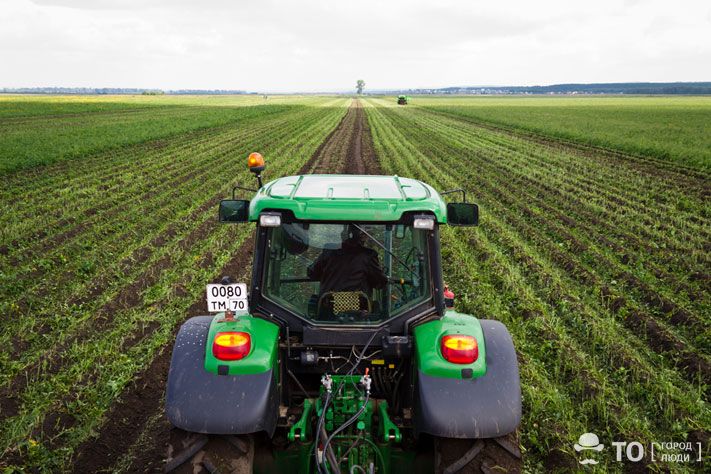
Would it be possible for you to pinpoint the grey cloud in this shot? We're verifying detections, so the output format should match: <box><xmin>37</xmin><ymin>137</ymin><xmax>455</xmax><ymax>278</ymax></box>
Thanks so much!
<box><xmin>4</xmin><ymin>0</ymin><xmax>710</xmax><ymax>91</ymax></box>
<box><xmin>29</xmin><ymin>0</ymin><xmax>249</xmax><ymax>9</ymax></box>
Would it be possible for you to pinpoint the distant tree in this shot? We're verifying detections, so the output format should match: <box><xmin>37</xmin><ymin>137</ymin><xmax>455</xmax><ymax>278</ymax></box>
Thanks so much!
<box><xmin>356</xmin><ymin>80</ymin><xmax>365</xmax><ymax>95</ymax></box>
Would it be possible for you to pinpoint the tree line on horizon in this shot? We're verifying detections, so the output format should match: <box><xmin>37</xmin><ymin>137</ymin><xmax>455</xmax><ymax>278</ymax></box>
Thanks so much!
<box><xmin>1</xmin><ymin>82</ymin><xmax>710</xmax><ymax>95</ymax></box>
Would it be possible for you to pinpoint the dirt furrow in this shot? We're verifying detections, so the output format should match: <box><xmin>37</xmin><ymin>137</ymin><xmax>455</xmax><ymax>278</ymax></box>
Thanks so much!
<box><xmin>345</xmin><ymin>100</ymin><xmax>382</xmax><ymax>174</ymax></box>
<box><xmin>300</xmin><ymin>99</ymin><xmax>381</xmax><ymax>175</ymax></box>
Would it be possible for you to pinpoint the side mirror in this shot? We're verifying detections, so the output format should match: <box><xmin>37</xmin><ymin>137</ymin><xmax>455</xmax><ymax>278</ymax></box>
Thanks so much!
<box><xmin>219</xmin><ymin>200</ymin><xmax>250</xmax><ymax>223</ymax></box>
<box><xmin>447</xmin><ymin>202</ymin><xmax>479</xmax><ymax>226</ymax></box>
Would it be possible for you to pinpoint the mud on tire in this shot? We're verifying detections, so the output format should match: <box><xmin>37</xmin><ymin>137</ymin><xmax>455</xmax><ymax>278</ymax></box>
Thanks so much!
<box><xmin>434</xmin><ymin>432</ymin><xmax>522</xmax><ymax>474</ymax></box>
<box><xmin>165</xmin><ymin>428</ymin><xmax>254</xmax><ymax>474</ymax></box>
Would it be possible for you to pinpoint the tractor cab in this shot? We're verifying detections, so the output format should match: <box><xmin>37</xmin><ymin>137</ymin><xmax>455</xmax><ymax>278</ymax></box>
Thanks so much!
<box><xmin>165</xmin><ymin>154</ymin><xmax>520</xmax><ymax>474</ymax></box>
<box><xmin>219</xmin><ymin>173</ymin><xmax>476</xmax><ymax>335</ymax></box>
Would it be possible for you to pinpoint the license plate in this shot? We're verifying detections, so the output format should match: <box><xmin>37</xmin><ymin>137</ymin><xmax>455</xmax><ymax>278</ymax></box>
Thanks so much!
<box><xmin>206</xmin><ymin>283</ymin><xmax>248</xmax><ymax>313</ymax></box>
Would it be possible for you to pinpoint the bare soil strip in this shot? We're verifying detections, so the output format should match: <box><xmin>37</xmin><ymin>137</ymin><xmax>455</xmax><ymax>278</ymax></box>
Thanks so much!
<box><xmin>345</xmin><ymin>100</ymin><xmax>382</xmax><ymax>174</ymax></box>
<box><xmin>300</xmin><ymin>99</ymin><xmax>381</xmax><ymax>175</ymax></box>
<box><xmin>70</xmin><ymin>99</ymin><xmax>380</xmax><ymax>472</ymax></box>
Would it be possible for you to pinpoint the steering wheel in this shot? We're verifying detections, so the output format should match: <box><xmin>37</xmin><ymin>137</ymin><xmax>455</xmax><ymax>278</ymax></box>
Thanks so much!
<box><xmin>388</xmin><ymin>276</ymin><xmax>414</xmax><ymax>309</ymax></box>
<box><xmin>389</xmin><ymin>246</ymin><xmax>419</xmax><ymax>303</ymax></box>
<box><xmin>403</xmin><ymin>246</ymin><xmax>418</xmax><ymax>271</ymax></box>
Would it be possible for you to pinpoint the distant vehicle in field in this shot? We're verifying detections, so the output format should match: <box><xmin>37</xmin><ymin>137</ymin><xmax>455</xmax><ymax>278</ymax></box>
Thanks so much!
<box><xmin>397</xmin><ymin>95</ymin><xmax>410</xmax><ymax>105</ymax></box>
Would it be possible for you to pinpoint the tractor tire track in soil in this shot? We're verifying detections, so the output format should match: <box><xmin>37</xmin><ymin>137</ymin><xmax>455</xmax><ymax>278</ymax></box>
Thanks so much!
<box><xmin>70</xmin><ymin>99</ymin><xmax>381</xmax><ymax>473</ymax></box>
<box><xmin>345</xmin><ymin>100</ymin><xmax>382</xmax><ymax>174</ymax></box>
<box><xmin>300</xmin><ymin>99</ymin><xmax>381</xmax><ymax>175</ymax></box>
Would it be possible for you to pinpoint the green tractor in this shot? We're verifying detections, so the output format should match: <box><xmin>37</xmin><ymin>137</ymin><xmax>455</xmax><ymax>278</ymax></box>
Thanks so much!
<box><xmin>397</xmin><ymin>95</ymin><xmax>410</xmax><ymax>105</ymax></box>
<box><xmin>165</xmin><ymin>154</ymin><xmax>522</xmax><ymax>473</ymax></box>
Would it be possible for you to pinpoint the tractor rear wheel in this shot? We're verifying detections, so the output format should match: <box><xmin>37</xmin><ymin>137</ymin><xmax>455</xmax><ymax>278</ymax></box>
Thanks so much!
<box><xmin>434</xmin><ymin>432</ymin><xmax>521</xmax><ymax>474</ymax></box>
<box><xmin>165</xmin><ymin>428</ymin><xmax>254</xmax><ymax>473</ymax></box>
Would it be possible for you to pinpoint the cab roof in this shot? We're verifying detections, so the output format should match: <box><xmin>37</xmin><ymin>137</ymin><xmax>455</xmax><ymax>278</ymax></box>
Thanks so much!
<box><xmin>248</xmin><ymin>174</ymin><xmax>447</xmax><ymax>223</ymax></box>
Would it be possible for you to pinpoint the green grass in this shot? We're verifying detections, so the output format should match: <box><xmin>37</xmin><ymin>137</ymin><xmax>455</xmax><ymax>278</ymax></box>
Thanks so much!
<box><xmin>408</xmin><ymin>96</ymin><xmax>711</xmax><ymax>170</ymax></box>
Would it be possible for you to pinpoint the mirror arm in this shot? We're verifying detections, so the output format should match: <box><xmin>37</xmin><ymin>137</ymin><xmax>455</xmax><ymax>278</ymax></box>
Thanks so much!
<box><xmin>232</xmin><ymin>184</ymin><xmax>258</xmax><ymax>199</ymax></box>
<box><xmin>440</xmin><ymin>188</ymin><xmax>466</xmax><ymax>202</ymax></box>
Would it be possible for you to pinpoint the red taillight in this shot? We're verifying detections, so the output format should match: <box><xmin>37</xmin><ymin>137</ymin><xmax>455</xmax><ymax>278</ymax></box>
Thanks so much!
<box><xmin>441</xmin><ymin>334</ymin><xmax>478</xmax><ymax>364</ymax></box>
<box><xmin>212</xmin><ymin>331</ymin><xmax>251</xmax><ymax>361</ymax></box>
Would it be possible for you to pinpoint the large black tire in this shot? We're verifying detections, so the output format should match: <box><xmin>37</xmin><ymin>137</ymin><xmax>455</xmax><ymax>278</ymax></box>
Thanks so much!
<box><xmin>165</xmin><ymin>428</ymin><xmax>254</xmax><ymax>473</ymax></box>
<box><xmin>434</xmin><ymin>432</ymin><xmax>522</xmax><ymax>474</ymax></box>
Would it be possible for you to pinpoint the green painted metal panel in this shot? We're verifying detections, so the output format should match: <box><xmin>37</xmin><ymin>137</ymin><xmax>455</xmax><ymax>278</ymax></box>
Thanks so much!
<box><xmin>203</xmin><ymin>314</ymin><xmax>280</xmax><ymax>375</ymax></box>
<box><xmin>248</xmin><ymin>175</ymin><xmax>448</xmax><ymax>223</ymax></box>
<box><xmin>413</xmin><ymin>310</ymin><xmax>487</xmax><ymax>379</ymax></box>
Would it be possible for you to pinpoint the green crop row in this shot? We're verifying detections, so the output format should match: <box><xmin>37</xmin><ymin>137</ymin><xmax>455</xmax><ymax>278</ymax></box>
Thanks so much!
<box><xmin>0</xmin><ymin>99</ymin><xmax>345</xmax><ymax>364</ymax></box>
<box><xmin>392</xmin><ymin>107</ymin><xmax>709</xmax><ymax>348</ymax></box>
<box><xmin>0</xmin><ymin>97</ymin><xmax>350</xmax><ymax>471</ymax></box>
<box><xmin>363</xmin><ymin>97</ymin><xmax>709</xmax><ymax>472</ymax></box>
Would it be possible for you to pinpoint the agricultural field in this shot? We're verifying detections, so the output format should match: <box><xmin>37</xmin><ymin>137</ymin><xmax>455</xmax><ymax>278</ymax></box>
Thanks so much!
<box><xmin>410</xmin><ymin>96</ymin><xmax>711</xmax><ymax>170</ymax></box>
<box><xmin>0</xmin><ymin>95</ymin><xmax>351</xmax><ymax>471</ymax></box>
<box><xmin>0</xmin><ymin>94</ymin><xmax>709</xmax><ymax>472</ymax></box>
<box><xmin>0</xmin><ymin>95</ymin><xmax>323</xmax><ymax>173</ymax></box>
<box><xmin>363</xmin><ymin>96</ymin><xmax>710</xmax><ymax>471</ymax></box>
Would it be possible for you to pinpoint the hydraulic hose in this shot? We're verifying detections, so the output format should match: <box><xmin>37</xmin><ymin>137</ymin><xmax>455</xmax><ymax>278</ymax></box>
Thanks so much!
<box><xmin>319</xmin><ymin>330</ymin><xmax>380</xmax><ymax>473</ymax></box>
<box><xmin>322</xmin><ymin>391</ymin><xmax>371</xmax><ymax>470</ymax></box>
<box><xmin>320</xmin><ymin>424</ymin><xmax>342</xmax><ymax>474</ymax></box>
<box><xmin>314</xmin><ymin>391</ymin><xmax>332</xmax><ymax>474</ymax></box>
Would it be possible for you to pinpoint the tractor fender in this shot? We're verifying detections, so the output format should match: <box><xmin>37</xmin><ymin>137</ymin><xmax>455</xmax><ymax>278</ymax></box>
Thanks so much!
<box><xmin>415</xmin><ymin>319</ymin><xmax>521</xmax><ymax>439</ymax></box>
<box><xmin>165</xmin><ymin>316</ymin><xmax>279</xmax><ymax>436</ymax></box>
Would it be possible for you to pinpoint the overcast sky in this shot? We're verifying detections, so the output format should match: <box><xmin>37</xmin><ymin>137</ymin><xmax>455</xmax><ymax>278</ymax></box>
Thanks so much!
<box><xmin>1</xmin><ymin>0</ymin><xmax>709</xmax><ymax>92</ymax></box>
